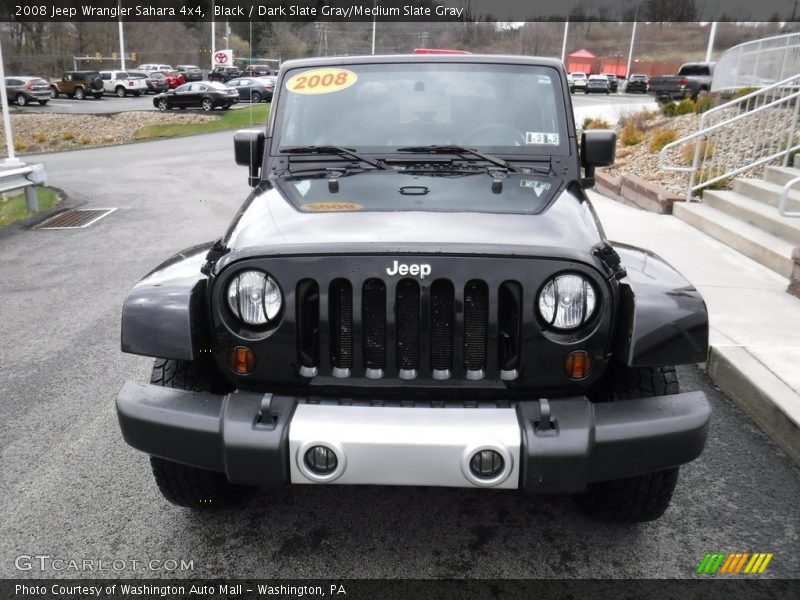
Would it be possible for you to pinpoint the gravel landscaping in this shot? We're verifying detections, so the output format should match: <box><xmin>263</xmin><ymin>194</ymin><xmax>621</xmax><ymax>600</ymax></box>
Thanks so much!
<box><xmin>0</xmin><ymin>111</ymin><xmax>217</xmax><ymax>157</ymax></box>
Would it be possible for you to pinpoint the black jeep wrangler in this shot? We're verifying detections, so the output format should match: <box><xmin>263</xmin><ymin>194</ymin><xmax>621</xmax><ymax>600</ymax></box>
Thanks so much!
<box><xmin>116</xmin><ymin>55</ymin><xmax>710</xmax><ymax>522</ymax></box>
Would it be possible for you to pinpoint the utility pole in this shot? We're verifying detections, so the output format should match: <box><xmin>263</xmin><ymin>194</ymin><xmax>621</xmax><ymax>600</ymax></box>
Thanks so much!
<box><xmin>118</xmin><ymin>1</ymin><xmax>126</xmax><ymax>70</ymax></box>
<box><xmin>705</xmin><ymin>22</ymin><xmax>718</xmax><ymax>63</ymax></box>
<box><xmin>625</xmin><ymin>21</ymin><xmax>638</xmax><ymax>80</ymax></box>
<box><xmin>561</xmin><ymin>20</ymin><xmax>569</xmax><ymax>63</ymax></box>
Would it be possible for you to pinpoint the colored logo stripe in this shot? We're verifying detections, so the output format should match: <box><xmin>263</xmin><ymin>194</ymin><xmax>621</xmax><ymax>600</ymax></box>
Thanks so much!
<box><xmin>697</xmin><ymin>552</ymin><xmax>773</xmax><ymax>574</ymax></box>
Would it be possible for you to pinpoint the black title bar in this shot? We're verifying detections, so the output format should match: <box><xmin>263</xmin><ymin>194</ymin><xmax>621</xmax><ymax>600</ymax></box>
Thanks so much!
<box><xmin>3</xmin><ymin>0</ymin><xmax>800</xmax><ymax>23</ymax></box>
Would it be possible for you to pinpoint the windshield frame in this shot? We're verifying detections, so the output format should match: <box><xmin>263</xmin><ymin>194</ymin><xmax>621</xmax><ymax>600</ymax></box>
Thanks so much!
<box><xmin>267</xmin><ymin>57</ymin><xmax>575</xmax><ymax>164</ymax></box>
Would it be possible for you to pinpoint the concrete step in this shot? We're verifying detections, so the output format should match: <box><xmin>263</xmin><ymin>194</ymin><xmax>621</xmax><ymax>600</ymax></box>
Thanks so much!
<box><xmin>733</xmin><ymin>177</ymin><xmax>800</xmax><ymax>210</ymax></box>
<box><xmin>672</xmin><ymin>202</ymin><xmax>794</xmax><ymax>277</ymax></box>
<box><xmin>764</xmin><ymin>165</ymin><xmax>800</xmax><ymax>186</ymax></box>
<box><xmin>702</xmin><ymin>190</ymin><xmax>800</xmax><ymax>245</ymax></box>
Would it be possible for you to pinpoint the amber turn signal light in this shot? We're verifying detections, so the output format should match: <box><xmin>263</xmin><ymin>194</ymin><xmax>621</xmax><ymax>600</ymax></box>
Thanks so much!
<box><xmin>228</xmin><ymin>346</ymin><xmax>256</xmax><ymax>374</ymax></box>
<box><xmin>564</xmin><ymin>350</ymin><xmax>592</xmax><ymax>379</ymax></box>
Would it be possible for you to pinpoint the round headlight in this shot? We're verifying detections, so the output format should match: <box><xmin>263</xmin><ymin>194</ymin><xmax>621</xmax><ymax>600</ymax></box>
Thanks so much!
<box><xmin>227</xmin><ymin>270</ymin><xmax>282</xmax><ymax>326</ymax></box>
<box><xmin>537</xmin><ymin>273</ymin><xmax>596</xmax><ymax>330</ymax></box>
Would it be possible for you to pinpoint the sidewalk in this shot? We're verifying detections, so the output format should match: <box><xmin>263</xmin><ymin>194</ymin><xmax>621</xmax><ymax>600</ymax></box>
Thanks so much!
<box><xmin>590</xmin><ymin>191</ymin><xmax>800</xmax><ymax>463</ymax></box>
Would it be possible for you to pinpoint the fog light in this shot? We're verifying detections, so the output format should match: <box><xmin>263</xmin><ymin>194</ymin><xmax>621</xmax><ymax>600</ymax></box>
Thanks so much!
<box><xmin>564</xmin><ymin>350</ymin><xmax>592</xmax><ymax>379</ymax></box>
<box><xmin>469</xmin><ymin>450</ymin><xmax>504</xmax><ymax>479</ymax></box>
<box><xmin>228</xmin><ymin>346</ymin><xmax>256</xmax><ymax>374</ymax></box>
<box><xmin>304</xmin><ymin>446</ymin><xmax>338</xmax><ymax>475</ymax></box>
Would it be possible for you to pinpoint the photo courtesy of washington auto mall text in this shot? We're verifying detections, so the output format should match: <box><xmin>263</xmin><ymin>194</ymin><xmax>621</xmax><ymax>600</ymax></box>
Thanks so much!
<box><xmin>1</xmin><ymin>0</ymin><xmax>800</xmax><ymax>599</ymax></box>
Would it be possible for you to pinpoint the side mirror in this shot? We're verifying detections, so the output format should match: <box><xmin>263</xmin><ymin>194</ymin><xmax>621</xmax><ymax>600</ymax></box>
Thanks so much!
<box><xmin>234</xmin><ymin>129</ymin><xmax>266</xmax><ymax>187</ymax></box>
<box><xmin>580</xmin><ymin>130</ymin><xmax>616</xmax><ymax>188</ymax></box>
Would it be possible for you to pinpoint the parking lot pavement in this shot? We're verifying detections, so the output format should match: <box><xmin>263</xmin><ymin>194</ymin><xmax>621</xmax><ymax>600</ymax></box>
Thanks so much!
<box><xmin>12</xmin><ymin>94</ymin><xmax>254</xmax><ymax>114</ymax></box>
<box><xmin>0</xmin><ymin>134</ymin><xmax>797</xmax><ymax>579</ymax></box>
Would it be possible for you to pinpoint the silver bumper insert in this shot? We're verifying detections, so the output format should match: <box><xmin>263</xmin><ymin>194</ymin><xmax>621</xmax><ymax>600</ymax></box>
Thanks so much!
<box><xmin>289</xmin><ymin>404</ymin><xmax>521</xmax><ymax>488</ymax></box>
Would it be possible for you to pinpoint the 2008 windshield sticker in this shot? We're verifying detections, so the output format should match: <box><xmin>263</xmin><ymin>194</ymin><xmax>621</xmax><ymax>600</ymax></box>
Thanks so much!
<box><xmin>526</xmin><ymin>132</ymin><xmax>560</xmax><ymax>145</ymax></box>
<box><xmin>286</xmin><ymin>69</ymin><xmax>358</xmax><ymax>95</ymax></box>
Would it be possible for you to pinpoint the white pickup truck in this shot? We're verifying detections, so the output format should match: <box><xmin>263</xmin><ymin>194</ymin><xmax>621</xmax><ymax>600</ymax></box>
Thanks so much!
<box><xmin>99</xmin><ymin>70</ymin><xmax>149</xmax><ymax>97</ymax></box>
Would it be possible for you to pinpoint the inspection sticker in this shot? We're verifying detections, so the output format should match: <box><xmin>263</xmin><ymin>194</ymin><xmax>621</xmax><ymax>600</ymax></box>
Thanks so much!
<box><xmin>286</xmin><ymin>68</ymin><xmax>358</xmax><ymax>95</ymax></box>
<box><xmin>302</xmin><ymin>202</ymin><xmax>363</xmax><ymax>212</ymax></box>
<box><xmin>526</xmin><ymin>131</ymin><xmax>560</xmax><ymax>145</ymax></box>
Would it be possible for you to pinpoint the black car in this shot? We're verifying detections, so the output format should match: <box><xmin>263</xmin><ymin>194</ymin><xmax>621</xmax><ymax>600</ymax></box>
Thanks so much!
<box><xmin>176</xmin><ymin>64</ymin><xmax>203</xmax><ymax>82</ymax></box>
<box><xmin>602</xmin><ymin>73</ymin><xmax>619</xmax><ymax>92</ymax></box>
<box><xmin>127</xmin><ymin>70</ymin><xmax>168</xmax><ymax>94</ymax></box>
<box><xmin>208</xmin><ymin>66</ymin><xmax>240</xmax><ymax>83</ymax></box>
<box><xmin>224</xmin><ymin>76</ymin><xmax>274</xmax><ymax>102</ymax></box>
<box><xmin>625</xmin><ymin>73</ymin><xmax>649</xmax><ymax>93</ymax></box>
<box><xmin>153</xmin><ymin>81</ymin><xmax>239</xmax><ymax>111</ymax></box>
<box><xmin>585</xmin><ymin>74</ymin><xmax>611</xmax><ymax>94</ymax></box>
<box><xmin>118</xmin><ymin>55</ymin><xmax>710</xmax><ymax>523</ymax></box>
<box><xmin>243</xmin><ymin>64</ymin><xmax>273</xmax><ymax>77</ymax></box>
<box><xmin>5</xmin><ymin>76</ymin><xmax>51</xmax><ymax>106</ymax></box>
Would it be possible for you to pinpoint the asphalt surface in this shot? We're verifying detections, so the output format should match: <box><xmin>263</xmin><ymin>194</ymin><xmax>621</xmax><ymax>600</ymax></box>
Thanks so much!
<box><xmin>0</xmin><ymin>133</ymin><xmax>798</xmax><ymax>580</ymax></box>
<box><xmin>11</xmin><ymin>90</ymin><xmax>654</xmax><ymax>115</ymax></box>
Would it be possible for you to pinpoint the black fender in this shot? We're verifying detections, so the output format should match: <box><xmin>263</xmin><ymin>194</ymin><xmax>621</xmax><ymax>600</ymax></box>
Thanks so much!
<box><xmin>612</xmin><ymin>243</ymin><xmax>709</xmax><ymax>367</ymax></box>
<box><xmin>121</xmin><ymin>243</ymin><xmax>213</xmax><ymax>361</ymax></box>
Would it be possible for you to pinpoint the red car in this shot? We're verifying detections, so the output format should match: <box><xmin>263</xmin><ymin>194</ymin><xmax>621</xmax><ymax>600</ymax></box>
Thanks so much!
<box><xmin>162</xmin><ymin>70</ymin><xmax>186</xmax><ymax>90</ymax></box>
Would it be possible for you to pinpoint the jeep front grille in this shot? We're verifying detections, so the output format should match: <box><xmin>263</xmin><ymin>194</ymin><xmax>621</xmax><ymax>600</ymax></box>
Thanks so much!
<box><xmin>296</xmin><ymin>277</ymin><xmax>522</xmax><ymax>381</ymax></box>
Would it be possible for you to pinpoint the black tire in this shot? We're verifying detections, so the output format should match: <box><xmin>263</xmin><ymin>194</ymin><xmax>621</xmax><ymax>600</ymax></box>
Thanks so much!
<box><xmin>93</xmin><ymin>94</ymin><xmax>102</xmax><ymax>99</ymax></box>
<box><xmin>74</xmin><ymin>87</ymin><xmax>85</xmax><ymax>100</ymax></box>
<box><xmin>15</xmin><ymin>93</ymin><xmax>28</xmax><ymax>106</ymax></box>
<box><xmin>133</xmin><ymin>91</ymin><xmax>141</xmax><ymax>97</ymax></box>
<box><xmin>116</xmin><ymin>86</ymin><xmax>127</xmax><ymax>98</ymax></box>
<box><xmin>201</xmin><ymin>97</ymin><xmax>213</xmax><ymax>112</ymax></box>
<box><xmin>91</xmin><ymin>77</ymin><xmax>104</xmax><ymax>91</ymax></box>
<box><xmin>148</xmin><ymin>359</ymin><xmax>246</xmax><ymax>509</ymax></box>
<box><xmin>251</xmin><ymin>91</ymin><xmax>261</xmax><ymax>104</ymax></box>
<box><xmin>38</xmin><ymin>100</ymin><xmax>48</xmax><ymax>106</ymax></box>
<box><xmin>577</xmin><ymin>365</ymin><xmax>681</xmax><ymax>522</ymax></box>
<box><xmin>50</xmin><ymin>87</ymin><xmax>58</xmax><ymax>99</ymax></box>
<box><xmin>157</xmin><ymin>98</ymin><xmax>170</xmax><ymax>111</ymax></box>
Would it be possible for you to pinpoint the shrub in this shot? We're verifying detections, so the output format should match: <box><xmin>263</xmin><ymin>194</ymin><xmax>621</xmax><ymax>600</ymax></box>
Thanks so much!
<box><xmin>648</xmin><ymin>127</ymin><xmax>679</xmax><ymax>153</ymax></box>
<box><xmin>33</xmin><ymin>132</ymin><xmax>47</xmax><ymax>143</ymax></box>
<box><xmin>660</xmin><ymin>102</ymin><xmax>678</xmax><ymax>117</ymax></box>
<box><xmin>693</xmin><ymin>94</ymin><xmax>716</xmax><ymax>113</ymax></box>
<box><xmin>695</xmin><ymin>167</ymin><xmax>728</xmax><ymax>195</ymax></box>
<box><xmin>675</xmin><ymin>98</ymin><xmax>696</xmax><ymax>115</ymax></box>
<box><xmin>681</xmin><ymin>139</ymin><xmax>716</xmax><ymax>166</ymax></box>
<box><xmin>581</xmin><ymin>117</ymin><xmax>611</xmax><ymax>130</ymax></box>
<box><xmin>732</xmin><ymin>86</ymin><xmax>759</xmax><ymax>100</ymax></box>
<box><xmin>61</xmin><ymin>131</ymin><xmax>75</xmax><ymax>141</ymax></box>
<box><xmin>619</xmin><ymin>123</ymin><xmax>645</xmax><ymax>146</ymax></box>
<box><xmin>618</xmin><ymin>108</ymin><xmax>655</xmax><ymax>131</ymax></box>
<box><xmin>13</xmin><ymin>140</ymin><xmax>27</xmax><ymax>152</ymax></box>
<box><xmin>80</xmin><ymin>138</ymin><xmax>92</xmax><ymax>145</ymax></box>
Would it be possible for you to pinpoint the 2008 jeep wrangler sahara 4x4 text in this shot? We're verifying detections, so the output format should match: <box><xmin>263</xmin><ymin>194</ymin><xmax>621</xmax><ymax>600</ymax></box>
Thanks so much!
<box><xmin>116</xmin><ymin>55</ymin><xmax>711</xmax><ymax>522</ymax></box>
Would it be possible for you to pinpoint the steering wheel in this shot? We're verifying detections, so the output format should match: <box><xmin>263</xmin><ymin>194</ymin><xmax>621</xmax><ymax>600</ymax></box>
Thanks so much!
<box><xmin>461</xmin><ymin>123</ymin><xmax>526</xmax><ymax>146</ymax></box>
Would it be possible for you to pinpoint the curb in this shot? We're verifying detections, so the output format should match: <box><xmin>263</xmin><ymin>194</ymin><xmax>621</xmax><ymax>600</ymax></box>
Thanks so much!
<box><xmin>596</xmin><ymin>170</ymin><xmax>684</xmax><ymax>214</ymax></box>
<box><xmin>707</xmin><ymin>345</ymin><xmax>800</xmax><ymax>464</ymax></box>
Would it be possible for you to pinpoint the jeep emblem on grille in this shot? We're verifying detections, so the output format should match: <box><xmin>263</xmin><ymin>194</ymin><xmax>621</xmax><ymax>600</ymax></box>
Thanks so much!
<box><xmin>386</xmin><ymin>260</ymin><xmax>431</xmax><ymax>279</ymax></box>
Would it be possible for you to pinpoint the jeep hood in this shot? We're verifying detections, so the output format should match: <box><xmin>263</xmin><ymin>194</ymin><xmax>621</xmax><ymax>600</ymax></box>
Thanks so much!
<box><xmin>218</xmin><ymin>172</ymin><xmax>606</xmax><ymax>270</ymax></box>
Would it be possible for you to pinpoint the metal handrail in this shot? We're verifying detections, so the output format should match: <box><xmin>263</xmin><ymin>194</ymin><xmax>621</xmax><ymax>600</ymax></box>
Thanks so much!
<box><xmin>780</xmin><ymin>176</ymin><xmax>800</xmax><ymax>217</ymax></box>
<box><xmin>712</xmin><ymin>33</ymin><xmax>800</xmax><ymax>92</ymax></box>
<box><xmin>659</xmin><ymin>72</ymin><xmax>800</xmax><ymax>204</ymax></box>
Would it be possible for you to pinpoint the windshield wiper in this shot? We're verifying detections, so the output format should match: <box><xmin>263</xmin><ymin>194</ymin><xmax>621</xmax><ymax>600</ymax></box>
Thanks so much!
<box><xmin>280</xmin><ymin>145</ymin><xmax>386</xmax><ymax>170</ymax></box>
<box><xmin>397</xmin><ymin>145</ymin><xmax>518</xmax><ymax>173</ymax></box>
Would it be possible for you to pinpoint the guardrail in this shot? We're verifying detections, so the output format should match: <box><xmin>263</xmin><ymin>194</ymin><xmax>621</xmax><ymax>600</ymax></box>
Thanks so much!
<box><xmin>0</xmin><ymin>163</ymin><xmax>48</xmax><ymax>212</ymax></box>
<box><xmin>712</xmin><ymin>33</ymin><xmax>800</xmax><ymax>92</ymax></box>
<box><xmin>659</xmin><ymin>74</ymin><xmax>800</xmax><ymax>210</ymax></box>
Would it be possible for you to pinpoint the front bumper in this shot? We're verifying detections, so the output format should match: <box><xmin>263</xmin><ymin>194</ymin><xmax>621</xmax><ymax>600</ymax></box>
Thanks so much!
<box><xmin>116</xmin><ymin>382</ymin><xmax>710</xmax><ymax>494</ymax></box>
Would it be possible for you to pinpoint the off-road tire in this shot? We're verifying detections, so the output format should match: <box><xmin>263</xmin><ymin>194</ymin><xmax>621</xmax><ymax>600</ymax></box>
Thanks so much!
<box><xmin>15</xmin><ymin>93</ymin><xmax>28</xmax><ymax>106</ymax></box>
<box><xmin>50</xmin><ymin>87</ymin><xmax>58</xmax><ymax>99</ymax></box>
<box><xmin>74</xmin><ymin>86</ymin><xmax>86</xmax><ymax>100</ymax></box>
<box><xmin>93</xmin><ymin>94</ymin><xmax>102</xmax><ymax>99</ymax></box>
<box><xmin>577</xmin><ymin>365</ymin><xmax>681</xmax><ymax>522</ymax></box>
<box><xmin>37</xmin><ymin>100</ymin><xmax>48</xmax><ymax>106</ymax></box>
<box><xmin>147</xmin><ymin>358</ymin><xmax>247</xmax><ymax>509</ymax></box>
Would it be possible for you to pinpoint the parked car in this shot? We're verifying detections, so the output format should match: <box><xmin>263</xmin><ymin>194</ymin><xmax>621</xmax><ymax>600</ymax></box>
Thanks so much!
<box><xmin>585</xmin><ymin>74</ymin><xmax>610</xmax><ymax>94</ymax></box>
<box><xmin>99</xmin><ymin>70</ymin><xmax>148</xmax><ymax>97</ymax></box>
<box><xmin>5</xmin><ymin>76</ymin><xmax>51</xmax><ymax>106</ymax></box>
<box><xmin>208</xmin><ymin>66</ymin><xmax>241</xmax><ymax>83</ymax></box>
<box><xmin>50</xmin><ymin>71</ymin><xmax>104</xmax><ymax>100</ymax></box>
<box><xmin>137</xmin><ymin>63</ymin><xmax>173</xmax><ymax>73</ymax></box>
<box><xmin>568</xmin><ymin>72</ymin><xmax>587</xmax><ymax>93</ymax></box>
<box><xmin>119</xmin><ymin>54</ymin><xmax>711</xmax><ymax>524</ymax></box>
<box><xmin>162</xmin><ymin>70</ymin><xmax>186</xmax><ymax>90</ymax></box>
<box><xmin>152</xmin><ymin>81</ymin><xmax>239</xmax><ymax>111</ymax></box>
<box><xmin>225</xmin><ymin>76</ymin><xmax>274</xmax><ymax>102</ymax></box>
<box><xmin>625</xmin><ymin>73</ymin><xmax>649</xmax><ymax>94</ymax></box>
<box><xmin>127</xmin><ymin>70</ymin><xmax>168</xmax><ymax>94</ymax></box>
<box><xmin>176</xmin><ymin>65</ymin><xmax>203</xmax><ymax>82</ymax></box>
<box><xmin>648</xmin><ymin>62</ymin><xmax>715</xmax><ymax>102</ymax></box>
<box><xmin>602</xmin><ymin>73</ymin><xmax>619</xmax><ymax>93</ymax></box>
<box><xmin>243</xmin><ymin>64</ymin><xmax>273</xmax><ymax>77</ymax></box>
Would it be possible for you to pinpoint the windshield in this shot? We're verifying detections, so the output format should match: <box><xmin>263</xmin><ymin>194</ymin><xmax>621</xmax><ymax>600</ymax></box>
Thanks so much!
<box><xmin>274</xmin><ymin>62</ymin><xmax>567</xmax><ymax>153</ymax></box>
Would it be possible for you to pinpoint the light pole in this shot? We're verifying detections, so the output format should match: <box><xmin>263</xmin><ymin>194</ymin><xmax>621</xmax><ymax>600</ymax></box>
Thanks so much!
<box><xmin>118</xmin><ymin>1</ymin><xmax>126</xmax><ymax>70</ymax></box>
<box><xmin>561</xmin><ymin>20</ymin><xmax>569</xmax><ymax>63</ymax></box>
<box><xmin>371</xmin><ymin>1</ymin><xmax>377</xmax><ymax>54</ymax></box>
<box><xmin>705</xmin><ymin>22</ymin><xmax>718</xmax><ymax>63</ymax></box>
<box><xmin>625</xmin><ymin>21</ymin><xmax>637</xmax><ymax>80</ymax></box>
